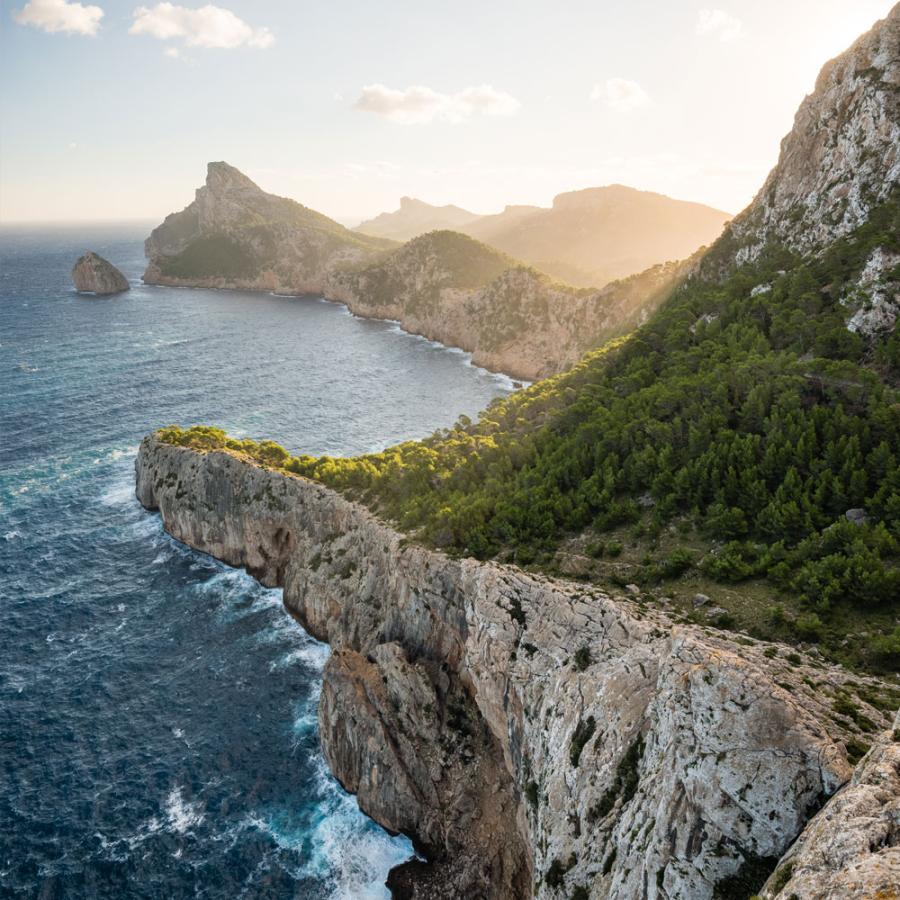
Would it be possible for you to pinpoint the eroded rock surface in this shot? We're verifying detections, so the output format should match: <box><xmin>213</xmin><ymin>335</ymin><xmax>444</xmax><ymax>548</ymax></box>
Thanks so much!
<box><xmin>71</xmin><ymin>251</ymin><xmax>129</xmax><ymax>295</ymax></box>
<box><xmin>728</xmin><ymin>3</ymin><xmax>900</xmax><ymax>335</ymax></box>
<box><xmin>135</xmin><ymin>436</ymin><xmax>895</xmax><ymax>899</ymax></box>
<box><xmin>757</xmin><ymin>712</ymin><xmax>900</xmax><ymax>900</ymax></box>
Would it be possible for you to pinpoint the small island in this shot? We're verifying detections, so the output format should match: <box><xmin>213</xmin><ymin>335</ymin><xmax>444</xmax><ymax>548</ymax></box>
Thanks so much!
<box><xmin>72</xmin><ymin>251</ymin><xmax>130</xmax><ymax>295</ymax></box>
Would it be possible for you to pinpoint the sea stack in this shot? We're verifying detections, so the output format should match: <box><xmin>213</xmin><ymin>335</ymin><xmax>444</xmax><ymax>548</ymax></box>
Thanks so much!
<box><xmin>72</xmin><ymin>252</ymin><xmax>130</xmax><ymax>295</ymax></box>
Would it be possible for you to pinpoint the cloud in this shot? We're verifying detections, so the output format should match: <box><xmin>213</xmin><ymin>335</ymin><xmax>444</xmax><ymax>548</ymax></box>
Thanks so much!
<box><xmin>130</xmin><ymin>3</ymin><xmax>273</xmax><ymax>49</ymax></box>
<box><xmin>696</xmin><ymin>8</ymin><xmax>743</xmax><ymax>42</ymax></box>
<box><xmin>354</xmin><ymin>83</ymin><xmax>520</xmax><ymax>124</ymax></box>
<box><xmin>591</xmin><ymin>78</ymin><xmax>650</xmax><ymax>112</ymax></box>
<box><xmin>12</xmin><ymin>0</ymin><xmax>103</xmax><ymax>35</ymax></box>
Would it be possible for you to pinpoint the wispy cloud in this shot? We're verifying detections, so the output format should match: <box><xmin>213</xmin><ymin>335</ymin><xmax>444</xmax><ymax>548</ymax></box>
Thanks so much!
<box><xmin>130</xmin><ymin>3</ymin><xmax>273</xmax><ymax>49</ymax></box>
<box><xmin>12</xmin><ymin>0</ymin><xmax>103</xmax><ymax>36</ymax></box>
<box><xmin>591</xmin><ymin>78</ymin><xmax>650</xmax><ymax>112</ymax></box>
<box><xmin>354</xmin><ymin>83</ymin><xmax>520</xmax><ymax>124</ymax></box>
<box><xmin>696</xmin><ymin>8</ymin><xmax>743</xmax><ymax>42</ymax></box>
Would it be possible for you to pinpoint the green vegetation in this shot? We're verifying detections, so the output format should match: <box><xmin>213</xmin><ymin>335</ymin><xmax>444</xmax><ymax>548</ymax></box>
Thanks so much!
<box><xmin>569</xmin><ymin>716</ymin><xmax>596</xmax><ymax>767</ymax></box>
<box><xmin>157</xmin><ymin>196</ymin><xmax>900</xmax><ymax>673</ymax></box>
<box><xmin>159</xmin><ymin>233</ymin><xmax>262</xmax><ymax>280</ymax></box>
<box><xmin>587</xmin><ymin>734</ymin><xmax>645</xmax><ymax>823</ymax></box>
<box><xmin>712</xmin><ymin>853</ymin><xmax>779</xmax><ymax>900</ymax></box>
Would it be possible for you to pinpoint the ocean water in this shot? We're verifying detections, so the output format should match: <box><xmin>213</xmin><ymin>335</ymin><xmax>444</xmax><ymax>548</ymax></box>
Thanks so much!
<box><xmin>0</xmin><ymin>224</ymin><xmax>513</xmax><ymax>898</ymax></box>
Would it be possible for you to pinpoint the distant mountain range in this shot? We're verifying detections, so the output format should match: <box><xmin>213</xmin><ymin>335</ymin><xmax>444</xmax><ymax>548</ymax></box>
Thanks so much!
<box><xmin>355</xmin><ymin>196</ymin><xmax>481</xmax><ymax>242</ymax></box>
<box><xmin>356</xmin><ymin>186</ymin><xmax>731</xmax><ymax>287</ymax></box>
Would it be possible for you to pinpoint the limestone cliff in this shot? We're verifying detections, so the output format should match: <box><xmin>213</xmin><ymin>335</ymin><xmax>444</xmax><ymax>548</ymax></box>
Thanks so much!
<box><xmin>757</xmin><ymin>711</ymin><xmax>900</xmax><ymax>899</ymax></box>
<box><xmin>135</xmin><ymin>436</ymin><xmax>895</xmax><ymax>899</ymax></box>
<box><xmin>143</xmin><ymin>162</ymin><xmax>394</xmax><ymax>294</ymax></box>
<box><xmin>726</xmin><ymin>3</ymin><xmax>900</xmax><ymax>336</ymax></box>
<box><xmin>71</xmin><ymin>251</ymin><xmax>129</xmax><ymax>295</ymax></box>
<box><xmin>327</xmin><ymin>232</ymin><xmax>691</xmax><ymax>381</ymax></box>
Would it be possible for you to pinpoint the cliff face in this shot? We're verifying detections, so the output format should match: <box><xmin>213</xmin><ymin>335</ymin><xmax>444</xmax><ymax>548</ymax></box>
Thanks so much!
<box><xmin>328</xmin><ymin>232</ymin><xmax>690</xmax><ymax>381</ymax></box>
<box><xmin>143</xmin><ymin>162</ymin><xmax>394</xmax><ymax>295</ymax></box>
<box><xmin>135</xmin><ymin>436</ymin><xmax>894</xmax><ymax>899</ymax></box>
<box><xmin>71</xmin><ymin>251</ymin><xmax>129</xmax><ymax>295</ymax></box>
<box><xmin>728</xmin><ymin>3</ymin><xmax>900</xmax><ymax>335</ymax></box>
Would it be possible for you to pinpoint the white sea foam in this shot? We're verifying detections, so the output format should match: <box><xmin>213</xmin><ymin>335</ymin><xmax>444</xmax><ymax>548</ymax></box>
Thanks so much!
<box><xmin>164</xmin><ymin>786</ymin><xmax>204</xmax><ymax>834</ymax></box>
<box><xmin>3</xmin><ymin>531</ymin><xmax>22</xmax><ymax>541</ymax></box>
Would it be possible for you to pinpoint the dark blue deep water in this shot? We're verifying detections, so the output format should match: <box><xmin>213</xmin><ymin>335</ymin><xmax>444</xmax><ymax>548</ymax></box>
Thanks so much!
<box><xmin>0</xmin><ymin>225</ymin><xmax>513</xmax><ymax>899</ymax></box>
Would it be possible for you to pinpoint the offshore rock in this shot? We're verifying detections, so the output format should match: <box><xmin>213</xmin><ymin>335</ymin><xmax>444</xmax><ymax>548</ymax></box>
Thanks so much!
<box><xmin>71</xmin><ymin>251</ymin><xmax>129</xmax><ymax>295</ymax></box>
<box><xmin>135</xmin><ymin>436</ymin><xmax>894</xmax><ymax>899</ymax></box>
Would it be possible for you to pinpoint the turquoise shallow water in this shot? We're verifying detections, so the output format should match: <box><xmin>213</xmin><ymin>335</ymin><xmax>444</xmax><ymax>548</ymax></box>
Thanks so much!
<box><xmin>0</xmin><ymin>224</ymin><xmax>512</xmax><ymax>898</ymax></box>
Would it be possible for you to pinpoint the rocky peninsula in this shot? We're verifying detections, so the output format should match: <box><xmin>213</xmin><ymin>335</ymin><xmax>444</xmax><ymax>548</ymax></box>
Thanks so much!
<box><xmin>72</xmin><ymin>251</ymin><xmax>129</xmax><ymax>295</ymax></box>
<box><xmin>141</xmin><ymin>163</ymin><xmax>691</xmax><ymax>381</ymax></box>
<box><xmin>135</xmin><ymin>435</ymin><xmax>897</xmax><ymax>899</ymax></box>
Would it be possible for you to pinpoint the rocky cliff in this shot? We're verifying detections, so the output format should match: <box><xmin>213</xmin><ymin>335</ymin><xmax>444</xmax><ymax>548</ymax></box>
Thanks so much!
<box><xmin>328</xmin><ymin>231</ymin><xmax>691</xmax><ymax>381</ymax></box>
<box><xmin>143</xmin><ymin>162</ymin><xmax>394</xmax><ymax>295</ymax></box>
<box><xmin>71</xmin><ymin>251</ymin><xmax>129</xmax><ymax>295</ymax></box>
<box><xmin>726</xmin><ymin>3</ymin><xmax>900</xmax><ymax>336</ymax></box>
<box><xmin>135</xmin><ymin>436</ymin><xmax>896</xmax><ymax>899</ymax></box>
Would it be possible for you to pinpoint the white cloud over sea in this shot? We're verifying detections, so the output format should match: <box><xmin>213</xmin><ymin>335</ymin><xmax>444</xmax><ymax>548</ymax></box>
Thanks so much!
<box><xmin>354</xmin><ymin>83</ymin><xmax>521</xmax><ymax>124</ymax></box>
<box><xmin>130</xmin><ymin>3</ymin><xmax>274</xmax><ymax>49</ymax></box>
<box><xmin>12</xmin><ymin>0</ymin><xmax>103</xmax><ymax>35</ymax></box>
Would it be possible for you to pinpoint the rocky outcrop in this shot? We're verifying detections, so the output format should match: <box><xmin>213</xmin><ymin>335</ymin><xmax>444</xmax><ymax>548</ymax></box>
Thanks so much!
<box><xmin>143</xmin><ymin>162</ymin><xmax>394</xmax><ymax>295</ymax></box>
<box><xmin>71</xmin><ymin>252</ymin><xmax>129</xmax><ymax>295</ymax></box>
<box><xmin>757</xmin><ymin>712</ymin><xmax>900</xmax><ymax>900</ymax></box>
<box><xmin>135</xmin><ymin>436</ymin><xmax>895</xmax><ymax>899</ymax></box>
<box><xmin>727</xmin><ymin>3</ymin><xmax>900</xmax><ymax>335</ymax></box>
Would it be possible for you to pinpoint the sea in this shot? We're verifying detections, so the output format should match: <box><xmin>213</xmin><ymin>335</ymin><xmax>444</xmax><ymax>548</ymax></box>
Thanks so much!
<box><xmin>0</xmin><ymin>224</ymin><xmax>514</xmax><ymax>899</ymax></box>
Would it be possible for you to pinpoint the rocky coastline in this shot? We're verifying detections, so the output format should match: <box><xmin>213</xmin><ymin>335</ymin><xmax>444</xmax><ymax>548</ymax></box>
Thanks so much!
<box><xmin>135</xmin><ymin>435</ymin><xmax>898</xmax><ymax>899</ymax></box>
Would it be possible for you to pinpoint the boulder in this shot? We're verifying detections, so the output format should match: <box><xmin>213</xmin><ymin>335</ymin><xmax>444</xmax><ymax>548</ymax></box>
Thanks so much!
<box><xmin>72</xmin><ymin>252</ymin><xmax>129</xmax><ymax>295</ymax></box>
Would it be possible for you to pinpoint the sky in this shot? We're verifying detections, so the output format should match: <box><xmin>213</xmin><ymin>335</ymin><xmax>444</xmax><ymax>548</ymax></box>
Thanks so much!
<box><xmin>0</xmin><ymin>0</ymin><xmax>896</xmax><ymax>224</ymax></box>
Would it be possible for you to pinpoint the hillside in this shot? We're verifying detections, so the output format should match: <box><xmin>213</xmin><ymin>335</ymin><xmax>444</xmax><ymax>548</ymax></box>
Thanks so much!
<box><xmin>354</xmin><ymin>196</ymin><xmax>481</xmax><ymax>241</ymax></box>
<box><xmin>143</xmin><ymin>162</ymin><xmax>395</xmax><ymax>294</ymax></box>
<box><xmin>328</xmin><ymin>230</ymin><xmax>691</xmax><ymax>379</ymax></box>
<box><xmin>459</xmin><ymin>185</ymin><xmax>731</xmax><ymax>286</ymax></box>
<box><xmin>167</xmin><ymin>6</ymin><xmax>900</xmax><ymax>674</ymax></box>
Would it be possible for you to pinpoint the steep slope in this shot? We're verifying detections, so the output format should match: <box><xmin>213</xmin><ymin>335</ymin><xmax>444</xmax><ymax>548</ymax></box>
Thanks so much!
<box><xmin>136</xmin><ymin>434</ymin><xmax>895</xmax><ymax>900</ymax></box>
<box><xmin>354</xmin><ymin>196</ymin><xmax>482</xmax><ymax>241</ymax></box>
<box><xmin>722</xmin><ymin>7</ymin><xmax>900</xmax><ymax>336</ymax></box>
<box><xmin>460</xmin><ymin>185</ymin><xmax>731</xmax><ymax>287</ymax></box>
<box><xmin>328</xmin><ymin>230</ymin><xmax>691</xmax><ymax>379</ymax></box>
<box><xmin>143</xmin><ymin>162</ymin><xmax>395</xmax><ymax>294</ymax></box>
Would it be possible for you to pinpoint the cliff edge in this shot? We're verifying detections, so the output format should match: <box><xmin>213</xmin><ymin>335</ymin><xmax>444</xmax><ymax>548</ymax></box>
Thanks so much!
<box><xmin>135</xmin><ymin>435</ymin><xmax>896</xmax><ymax>899</ymax></box>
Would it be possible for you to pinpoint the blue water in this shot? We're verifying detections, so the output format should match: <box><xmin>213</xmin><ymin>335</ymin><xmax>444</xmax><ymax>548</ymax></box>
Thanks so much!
<box><xmin>0</xmin><ymin>224</ymin><xmax>513</xmax><ymax>898</ymax></box>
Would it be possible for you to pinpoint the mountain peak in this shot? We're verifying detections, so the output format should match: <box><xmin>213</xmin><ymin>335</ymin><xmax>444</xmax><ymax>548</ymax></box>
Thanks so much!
<box><xmin>730</xmin><ymin>3</ymin><xmax>899</xmax><ymax>263</ymax></box>
<box><xmin>204</xmin><ymin>161</ymin><xmax>263</xmax><ymax>196</ymax></box>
